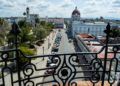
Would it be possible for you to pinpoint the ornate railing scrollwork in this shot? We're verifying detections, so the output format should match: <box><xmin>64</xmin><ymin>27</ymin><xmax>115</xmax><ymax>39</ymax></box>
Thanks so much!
<box><xmin>0</xmin><ymin>45</ymin><xmax>120</xmax><ymax>86</ymax></box>
<box><xmin>0</xmin><ymin>23</ymin><xmax>120</xmax><ymax>86</ymax></box>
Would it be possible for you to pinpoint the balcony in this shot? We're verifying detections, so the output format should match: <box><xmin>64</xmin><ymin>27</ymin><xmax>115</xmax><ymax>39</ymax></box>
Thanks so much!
<box><xmin>0</xmin><ymin>23</ymin><xmax>120</xmax><ymax>86</ymax></box>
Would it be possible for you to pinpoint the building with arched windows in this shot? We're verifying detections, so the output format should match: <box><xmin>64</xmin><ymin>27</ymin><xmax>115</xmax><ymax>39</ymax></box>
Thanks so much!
<box><xmin>70</xmin><ymin>7</ymin><xmax>107</xmax><ymax>37</ymax></box>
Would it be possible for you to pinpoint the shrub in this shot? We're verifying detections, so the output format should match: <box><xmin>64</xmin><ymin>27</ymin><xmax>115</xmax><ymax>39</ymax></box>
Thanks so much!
<box><xmin>0</xmin><ymin>73</ymin><xmax>2</xmax><ymax>78</ymax></box>
<box><xmin>19</xmin><ymin>43</ymin><xmax>29</xmax><ymax>47</ymax></box>
<box><xmin>0</xmin><ymin>63</ymin><xmax>4</xmax><ymax>67</ymax></box>
<box><xmin>19</xmin><ymin>46</ymin><xmax>36</xmax><ymax>64</ymax></box>
<box><xmin>29</xmin><ymin>44</ymin><xmax>35</xmax><ymax>49</ymax></box>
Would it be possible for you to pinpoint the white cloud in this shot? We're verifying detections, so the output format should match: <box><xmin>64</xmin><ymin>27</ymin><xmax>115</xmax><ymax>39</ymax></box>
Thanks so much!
<box><xmin>0</xmin><ymin>0</ymin><xmax>119</xmax><ymax>18</ymax></box>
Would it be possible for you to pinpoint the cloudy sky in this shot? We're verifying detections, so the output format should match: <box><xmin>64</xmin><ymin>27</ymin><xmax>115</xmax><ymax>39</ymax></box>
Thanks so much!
<box><xmin>0</xmin><ymin>0</ymin><xmax>120</xmax><ymax>18</ymax></box>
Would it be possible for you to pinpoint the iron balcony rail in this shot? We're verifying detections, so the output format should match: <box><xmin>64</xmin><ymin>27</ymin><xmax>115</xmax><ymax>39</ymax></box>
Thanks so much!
<box><xmin>0</xmin><ymin>23</ymin><xmax>120</xmax><ymax>86</ymax></box>
<box><xmin>0</xmin><ymin>44</ymin><xmax>120</xmax><ymax>86</ymax></box>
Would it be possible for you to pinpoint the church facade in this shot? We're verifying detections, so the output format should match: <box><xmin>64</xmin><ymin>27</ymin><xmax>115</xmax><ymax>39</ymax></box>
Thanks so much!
<box><xmin>70</xmin><ymin>7</ymin><xmax>107</xmax><ymax>37</ymax></box>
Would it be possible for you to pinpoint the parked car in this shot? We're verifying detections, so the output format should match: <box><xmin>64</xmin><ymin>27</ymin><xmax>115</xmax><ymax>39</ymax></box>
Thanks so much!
<box><xmin>44</xmin><ymin>69</ymin><xmax>55</xmax><ymax>75</ymax></box>
<box><xmin>48</xmin><ymin>57</ymin><xmax>59</xmax><ymax>63</ymax></box>
<box><xmin>53</xmin><ymin>43</ymin><xmax>59</xmax><ymax>47</ymax></box>
<box><xmin>53</xmin><ymin>58</ymin><xmax>59</xmax><ymax>63</ymax></box>
<box><xmin>68</xmin><ymin>39</ymin><xmax>72</xmax><ymax>43</ymax></box>
<box><xmin>56</xmin><ymin>44</ymin><xmax>60</xmax><ymax>47</ymax></box>
<box><xmin>46</xmin><ymin>57</ymin><xmax>59</xmax><ymax>67</ymax></box>
<box><xmin>46</xmin><ymin>59</ymin><xmax>52</xmax><ymax>67</ymax></box>
<box><xmin>45</xmin><ymin>63</ymin><xmax>57</xmax><ymax>75</ymax></box>
<box><xmin>51</xmin><ymin>47</ymin><xmax>59</xmax><ymax>53</ymax></box>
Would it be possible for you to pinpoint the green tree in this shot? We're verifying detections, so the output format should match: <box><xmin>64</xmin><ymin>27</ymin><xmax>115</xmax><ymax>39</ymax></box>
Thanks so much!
<box><xmin>18</xmin><ymin>20</ymin><xmax>35</xmax><ymax>44</ymax></box>
<box><xmin>33</xmin><ymin>26</ymin><xmax>47</xmax><ymax>40</ymax></box>
<box><xmin>0</xmin><ymin>18</ymin><xmax>4</xmax><ymax>26</ymax></box>
<box><xmin>40</xmin><ymin>21</ymin><xmax>46</xmax><ymax>26</ymax></box>
<box><xmin>7</xmin><ymin>20</ymin><xmax>35</xmax><ymax>46</ymax></box>
<box><xmin>0</xmin><ymin>18</ymin><xmax>10</xmax><ymax>46</ymax></box>
<box><xmin>46</xmin><ymin>22</ymin><xmax>54</xmax><ymax>30</ymax></box>
<box><xmin>18</xmin><ymin>46</ymin><xmax>36</xmax><ymax>66</ymax></box>
<box><xmin>0</xmin><ymin>37</ymin><xmax>4</xmax><ymax>45</ymax></box>
<box><xmin>35</xmin><ymin>18</ymin><xmax>40</xmax><ymax>23</ymax></box>
<box><xmin>18</xmin><ymin>20</ymin><xmax>27</xmax><ymax>28</ymax></box>
<box><xmin>109</xmin><ymin>29</ymin><xmax>120</xmax><ymax>37</ymax></box>
<box><xmin>0</xmin><ymin>31</ymin><xmax>5</xmax><ymax>45</ymax></box>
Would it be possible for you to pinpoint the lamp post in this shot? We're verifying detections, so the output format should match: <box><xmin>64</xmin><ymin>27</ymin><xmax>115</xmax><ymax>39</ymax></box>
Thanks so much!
<box><xmin>42</xmin><ymin>46</ymin><xmax>44</xmax><ymax>60</ymax></box>
<box><xmin>52</xmin><ymin>30</ymin><xmax>55</xmax><ymax>40</ymax></box>
<box><xmin>48</xmin><ymin>36</ymin><xmax>50</xmax><ymax>49</ymax></box>
<box><xmin>102</xmin><ymin>23</ymin><xmax>111</xmax><ymax>86</ymax></box>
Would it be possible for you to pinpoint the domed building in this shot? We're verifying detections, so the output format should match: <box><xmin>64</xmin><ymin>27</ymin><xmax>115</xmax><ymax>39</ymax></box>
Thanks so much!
<box><xmin>71</xmin><ymin>7</ymin><xmax>81</xmax><ymax>21</ymax></box>
<box><xmin>70</xmin><ymin>7</ymin><xmax>107</xmax><ymax>38</ymax></box>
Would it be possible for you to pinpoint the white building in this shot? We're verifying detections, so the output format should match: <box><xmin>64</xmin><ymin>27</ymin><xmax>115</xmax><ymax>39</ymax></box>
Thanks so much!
<box><xmin>71</xmin><ymin>7</ymin><xmax>107</xmax><ymax>37</ymax></box>
<box><xmin>29</xmin><ymin>14</ymin><xmax>39</xmax><ymax>24</ymax></box>
<box><xmin>26</xmin><ymin>7</ymin><xmax>39</xmax><ymax>26</ymax></box>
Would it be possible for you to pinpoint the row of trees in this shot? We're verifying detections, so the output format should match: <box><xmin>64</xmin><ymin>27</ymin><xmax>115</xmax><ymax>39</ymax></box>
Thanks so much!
<box><xmin>3</xmin><ymin>19</ymin><xmax>55</xmax><ymax>68</ymax></box>
<box><xmin>109</xmin><ymin>28</ymin><xmax>120</xmax><ymax>38</ymax></box>
<box><xmin>0</xmin><ymin>18</ymin><xmax>11</xmax><ymax>46</ymax></box>
<box><xmin>6</xmin><ymin>20</ymin><xmax>54</xmax><ymax>47</ymax></box>
<box><xmin>0</xmin><ymin>18</ymin><xmax>54</xmax><ymax>65</ymax></box>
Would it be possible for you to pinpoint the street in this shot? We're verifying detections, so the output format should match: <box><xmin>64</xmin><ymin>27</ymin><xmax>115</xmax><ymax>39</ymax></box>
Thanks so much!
<box><xmin>58</xmin><ymin>29</ymin><xmax>75</xmax><ymax>53</ymax></box>
<box><xmin>43</xmin><ymin>29</ymin><xmax>84</xmax><ymax>86</ymax></box>
<box><xmin>0</xmin><ymin>29</ymin><xmax>86</xmax><ymax>86</ymax></box>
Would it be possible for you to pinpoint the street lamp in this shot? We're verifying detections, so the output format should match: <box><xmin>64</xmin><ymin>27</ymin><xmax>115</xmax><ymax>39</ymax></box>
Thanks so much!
<box><xmin>42</xmin><ymin>46</ymin><xmax>44</xmax><ymax>60</ymax></box>
<box><xmin>52</xmin><ymin>31</ymin><xmax>54</xmax><ymax>40</ymax></box>
<box><xmin>48</xmin><ymin>37</ymin><xmax>50</xmax><ymax>49</ymax></box>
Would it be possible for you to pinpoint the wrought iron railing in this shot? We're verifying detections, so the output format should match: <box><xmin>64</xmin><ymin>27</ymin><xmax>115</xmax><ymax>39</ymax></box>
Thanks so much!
<box><xmin>0</xmin><ymin>23</ymin><xmax>120</xmax><ymax>86</ymax></box>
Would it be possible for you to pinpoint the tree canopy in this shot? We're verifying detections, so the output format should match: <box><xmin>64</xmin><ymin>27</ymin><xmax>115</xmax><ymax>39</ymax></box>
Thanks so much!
<box><xmin>109</xmin><ymin>29</ymin><xmax>120</xmax><ymax>37</ymax></box>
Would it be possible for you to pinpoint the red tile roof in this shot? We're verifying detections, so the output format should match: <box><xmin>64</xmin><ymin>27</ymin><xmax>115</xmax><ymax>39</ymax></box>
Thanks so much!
<box><xmin>79</xmin><ymin>34</ymin><xmax>95</xmax><ymax>39</ymax></box>
<box><xmin>88</xmin><ymin>45</ymin><xmax>114</xmax><ymax>59</ymax></box>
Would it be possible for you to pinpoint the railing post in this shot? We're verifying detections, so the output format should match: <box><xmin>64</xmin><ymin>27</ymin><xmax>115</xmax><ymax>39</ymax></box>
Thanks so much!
<box><xmin>101</xmin><ymin>23</ymin><xmax>111</xmax><ymax>86</ymax></box>
<box><xmin>11</xmin><ymin>22</ymin><xmax>21</xmax><ymax>86</ymax></box>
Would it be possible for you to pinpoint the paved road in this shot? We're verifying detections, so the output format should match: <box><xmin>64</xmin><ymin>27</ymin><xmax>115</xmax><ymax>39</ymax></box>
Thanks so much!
<box><xmin>58</xmin><ymin>29</ymin><xmax>75</xmax><ymax>53</ymax></box>
<box><xmin>43</xmin><ymin>29</ymin><xmax>84</xmax><ymax>86</ymax></box>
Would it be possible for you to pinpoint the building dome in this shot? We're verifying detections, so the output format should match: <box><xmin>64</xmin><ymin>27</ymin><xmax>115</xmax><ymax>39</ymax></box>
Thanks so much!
<box><xmin>72</xmin><ymin>7</ymin><xmax>80</xmax><ymax>16</ymax></box>
<box><xmin>71</xmin><ymin>7</ymin><xmax>81</xmax><ymax>21</ymax></box>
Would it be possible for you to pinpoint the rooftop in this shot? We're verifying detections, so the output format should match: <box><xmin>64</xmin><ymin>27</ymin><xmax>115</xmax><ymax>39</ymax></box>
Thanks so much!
<box><xmin>78</xmin><ymin>34</ymin><xmax>114</xmax><ymax>59</ymax></box>
<box><xmin>84</xmin><ymin>22</ymin><xmax>106</xmax><ymax>25</ymax></box>
<box><xmin>79</xmin><ymin>33</ymin><xmax>95</xmax><ymax>41</ymax></box>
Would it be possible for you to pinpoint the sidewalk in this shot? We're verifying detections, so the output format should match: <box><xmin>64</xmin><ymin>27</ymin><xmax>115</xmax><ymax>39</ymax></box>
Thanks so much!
<box><xmin>32</xmin><ymin>29</ymin><xmax>58</xmax><ymax>63</ymax></box>
<box><xmin>30</xmin><ymin>29</ymin><xmax>58</xmax><ymax>85</ymax></box>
